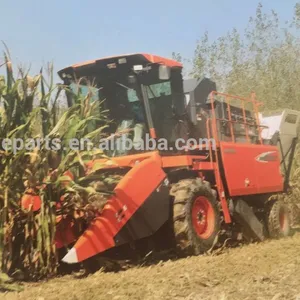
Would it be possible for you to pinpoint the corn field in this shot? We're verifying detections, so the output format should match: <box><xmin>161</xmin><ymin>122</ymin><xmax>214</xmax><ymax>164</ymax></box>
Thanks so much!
<box><xmin>0</xmin><ymin>46</ymin><xmax>121</xmax><ymax>282</ymax></box>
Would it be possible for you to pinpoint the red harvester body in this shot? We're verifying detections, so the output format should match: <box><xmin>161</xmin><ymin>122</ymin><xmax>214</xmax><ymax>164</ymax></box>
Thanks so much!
<box><xmin>25</xmin><ymin>53</ymin><xmax>300</xmax><ymax>266</ymax></box>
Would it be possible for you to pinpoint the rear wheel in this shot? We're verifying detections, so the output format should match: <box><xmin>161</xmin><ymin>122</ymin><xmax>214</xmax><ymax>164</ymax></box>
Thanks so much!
<box><xmin>267</xmin><ymin>200</ymin><xmax>291</xmax><ymax>238</ymax></box>
<box><xmin>170</xmin><ymin>178</ymin><xmax>220</xmax><ymax>256</ymax></box>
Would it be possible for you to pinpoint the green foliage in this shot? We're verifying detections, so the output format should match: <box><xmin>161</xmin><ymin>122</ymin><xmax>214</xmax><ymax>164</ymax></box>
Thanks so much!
<box><xmin>171</xmin><ymin>52</ymin><xmax>182</xmax><ymax>62</ymax></box>
<box><xmin>190</xmin><ymin>2</ymin><xmax>300</xmax><ymax>112</ymax></box>
<box><xmin>0</xmin><ymin>47</ymin><xmax>113</xmax><ymax>280</ymax></box>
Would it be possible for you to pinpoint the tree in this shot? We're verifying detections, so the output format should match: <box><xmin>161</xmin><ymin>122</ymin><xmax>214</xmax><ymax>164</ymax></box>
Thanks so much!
<box><xmin>190</xmin><ymin>2</ymin><xmax>300</xmax><ymax>111</ymax></box>
<box><xmin>171</xmin><ymin>52</ymin><xmax>182</xmax><ymax>62</ymax></box>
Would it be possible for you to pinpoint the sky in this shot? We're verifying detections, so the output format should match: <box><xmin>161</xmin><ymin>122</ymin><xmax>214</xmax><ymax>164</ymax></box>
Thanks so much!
<box><xmin>0</xmin><ymin>0</ymin><xmax>298</xmax><ymax>82</ymax></box>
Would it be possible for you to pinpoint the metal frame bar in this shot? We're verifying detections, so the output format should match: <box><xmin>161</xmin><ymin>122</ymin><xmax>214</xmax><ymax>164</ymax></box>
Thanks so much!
<box><xmin>203</xmin><ymin>91</ymin><xmax>265</xmax><ymax>224</ymax></box>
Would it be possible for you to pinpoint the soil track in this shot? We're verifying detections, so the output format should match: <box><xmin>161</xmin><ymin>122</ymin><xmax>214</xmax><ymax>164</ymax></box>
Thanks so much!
<box><xmin>3</xmin><ymin>232</ymin><xmax>300</xmax><ymax>300</ymax></box>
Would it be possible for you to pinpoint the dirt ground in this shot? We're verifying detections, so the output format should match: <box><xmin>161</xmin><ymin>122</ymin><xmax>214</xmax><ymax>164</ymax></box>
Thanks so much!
<box><xmin>2</xmin><ymin>231</ymin><xmax>300</xmax><ymax>300</ymax></box>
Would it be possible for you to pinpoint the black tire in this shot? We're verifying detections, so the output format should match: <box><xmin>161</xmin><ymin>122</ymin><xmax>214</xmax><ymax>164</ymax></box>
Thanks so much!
<box><xmin>267</xmin><ymin>200</ymin><xmax>291</xmax><ymax>238</ymax></box>
<box><xmin>170</xmin><ymin>178</ymin><xmax>220</xmax><ymax>256</ymax></box>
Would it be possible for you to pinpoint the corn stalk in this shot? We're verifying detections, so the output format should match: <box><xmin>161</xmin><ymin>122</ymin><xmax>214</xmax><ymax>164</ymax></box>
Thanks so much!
<box><xmin>0</xmin><ymin>48</ymin><xmax>114</xmax><ymax>280</ymax></box>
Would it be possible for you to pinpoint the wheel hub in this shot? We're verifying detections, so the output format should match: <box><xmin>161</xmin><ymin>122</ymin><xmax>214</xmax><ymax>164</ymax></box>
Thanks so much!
<box><xmin>192</xmin><ymin>196</ymin><xmax>215</xmax><ymax>239</ymax></box>
<box><xmin>197</xmin><ymin>209</ymin><xmax>206</xmax><ymax>223</ymax></box>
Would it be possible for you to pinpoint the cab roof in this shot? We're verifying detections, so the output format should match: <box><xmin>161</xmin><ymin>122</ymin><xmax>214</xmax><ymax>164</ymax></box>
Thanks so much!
<box><xmin>58</xmin><ymin>53</ymin><xmax>182</xmax><ymax>80</ymax></box>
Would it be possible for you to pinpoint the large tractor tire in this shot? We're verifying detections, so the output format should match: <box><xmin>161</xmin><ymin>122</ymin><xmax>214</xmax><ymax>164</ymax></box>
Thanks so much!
<box><xmin>170</xmin><ymin>178</ymin><xmax>220</xmax><ymax>256</ymax></box>
<box><xmin>266</xmin><ymin>199</ymin><xmax>291</xmax><ymax>238</ymax></box>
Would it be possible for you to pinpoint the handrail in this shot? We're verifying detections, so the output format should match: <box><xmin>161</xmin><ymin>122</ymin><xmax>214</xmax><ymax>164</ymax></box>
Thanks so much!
<box><xmin>208</xmin><ymin>91</ymin><xmax>264</xmax><ymax>144</ymax></box>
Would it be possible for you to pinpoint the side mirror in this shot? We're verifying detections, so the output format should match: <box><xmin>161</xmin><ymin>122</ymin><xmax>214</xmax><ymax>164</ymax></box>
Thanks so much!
<box><xmin>158</xmin><ymin>65</ymin><xmax>171</xmax><ymax>80</ymax></box>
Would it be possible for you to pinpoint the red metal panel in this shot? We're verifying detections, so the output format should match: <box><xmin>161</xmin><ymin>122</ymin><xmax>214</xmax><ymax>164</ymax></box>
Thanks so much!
<box><xmin>220</xmin><ymin>142</ymin><xmax>284</xmax><ymax>196</ymax></box>
<box><xmin>73</xmin><ymin>153</ymin><xmax>166</xmax><ymax>262</ymax></box>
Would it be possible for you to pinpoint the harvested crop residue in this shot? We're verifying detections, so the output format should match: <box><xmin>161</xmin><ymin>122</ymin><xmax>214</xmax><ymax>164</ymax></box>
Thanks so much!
<box><xmin>3</xmin><ymin>232</ymin><xmax>300</xmax><ymax>300</ymax></box>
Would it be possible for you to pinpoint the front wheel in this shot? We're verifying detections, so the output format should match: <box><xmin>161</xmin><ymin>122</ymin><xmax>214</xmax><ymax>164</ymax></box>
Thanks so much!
<box><xmin>170</xmin><ymin>178</ymin><xmax>220</xmax><ymax>256</ymax></box>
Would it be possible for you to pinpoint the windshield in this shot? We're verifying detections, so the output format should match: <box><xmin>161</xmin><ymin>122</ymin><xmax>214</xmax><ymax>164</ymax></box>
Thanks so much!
<box><xmin>68</xmin><ymin>74</ymin><xmax>173</xmax><ymax>157</ymax></box>
<box><xmin>69</xmin><ymin>83</ymin><xmax>103</xmax><ymax>102</ymax></box>
<box><xmin>147</xmin><ymin>81</ymin><xmax>171</xmax><ymax>98</ymax></box>
<box><xmin>127</xmin><ymin>81</ymin><xmax>171</xmax><ymax>101</ymax></box>
<box><xmin>69</xmin><ymin>79</ymin><xmax>147</xmax><ymax>157</ymax></box>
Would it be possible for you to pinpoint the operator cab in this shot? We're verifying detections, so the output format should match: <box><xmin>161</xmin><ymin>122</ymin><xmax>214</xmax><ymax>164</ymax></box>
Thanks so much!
<box><xmin>58</xmin><ymin>53</ymin><xmax>263</xmax><ymax>157</ymax></box>
<box><xmin>58</xmin><ymin>53</ymin><xmax>187</xmax><ymax>156</ymax></box>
